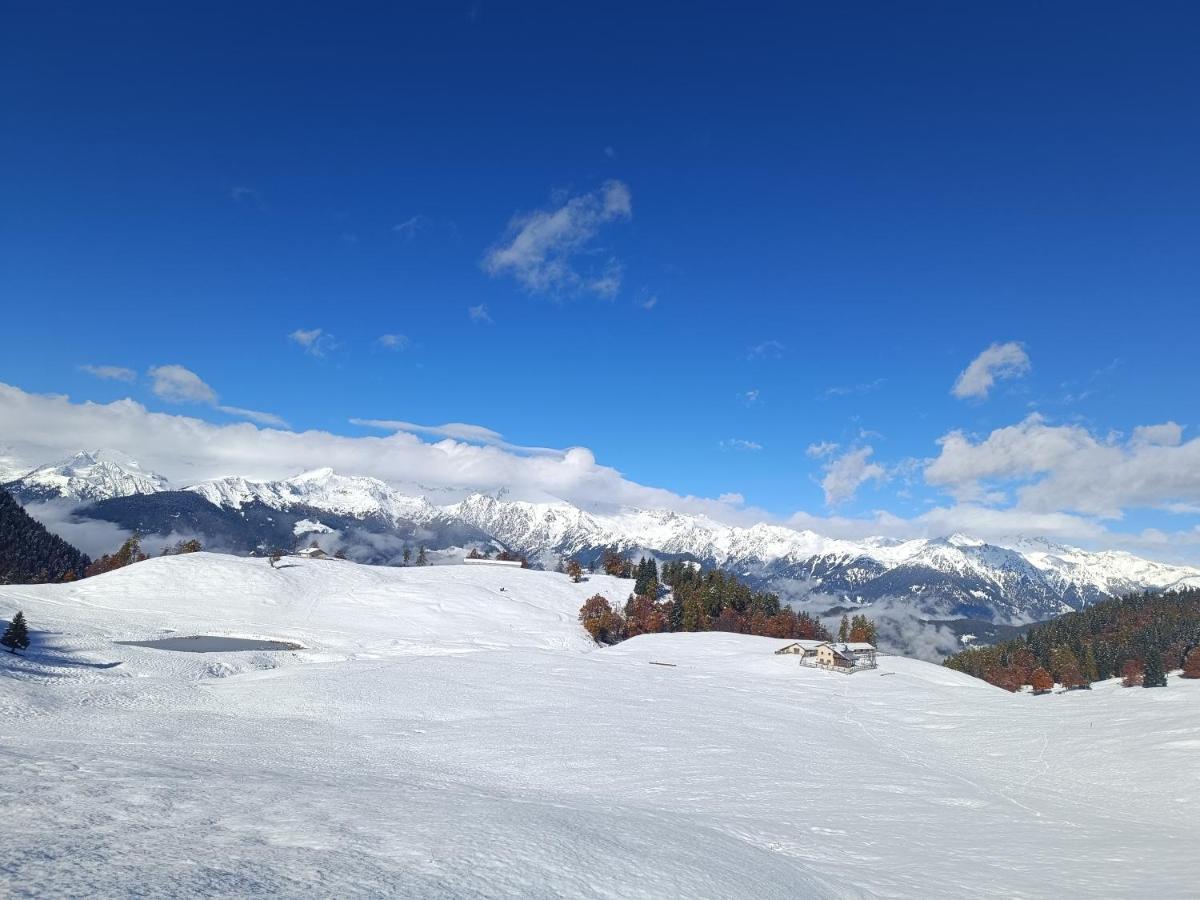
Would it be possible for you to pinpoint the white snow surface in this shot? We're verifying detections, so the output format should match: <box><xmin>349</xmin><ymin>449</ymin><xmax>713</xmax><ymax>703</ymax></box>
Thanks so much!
<box><xmin>1</xmin><ymin>554</ymin><xmax>1197</xmax><ymax>898</ymax></box>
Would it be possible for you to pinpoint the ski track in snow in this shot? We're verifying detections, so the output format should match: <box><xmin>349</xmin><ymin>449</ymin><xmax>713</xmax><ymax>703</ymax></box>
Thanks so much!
<box><xmin>0</xmin><ymin>553</ymin><xmax>1198</xmax><ymax>899</ymax></box>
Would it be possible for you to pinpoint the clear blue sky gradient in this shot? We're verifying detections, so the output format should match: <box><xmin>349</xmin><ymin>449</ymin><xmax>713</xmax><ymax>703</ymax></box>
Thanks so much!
<box><xmin>2</xmin><ymin>2</ymin><xmax>1197</xmax><ymax>533</ymax></box>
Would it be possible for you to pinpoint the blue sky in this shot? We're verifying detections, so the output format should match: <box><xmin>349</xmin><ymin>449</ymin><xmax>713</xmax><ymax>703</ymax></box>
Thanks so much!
<box><xmin>2</xmin><ymin>3</ymin><xmax>1199</xmax><ymax>558</ymax></box>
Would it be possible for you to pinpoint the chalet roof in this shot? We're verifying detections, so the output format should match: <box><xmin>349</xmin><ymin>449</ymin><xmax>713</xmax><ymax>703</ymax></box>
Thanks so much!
<box><xmin>773</xmin><ymin>640</ymin><xmax>827</xmax><ymax>654</ymax></box>
<box><xmin>840</xmin><ymin>642</ymin><xmax>876</xmax><ymax>651</ymax></box>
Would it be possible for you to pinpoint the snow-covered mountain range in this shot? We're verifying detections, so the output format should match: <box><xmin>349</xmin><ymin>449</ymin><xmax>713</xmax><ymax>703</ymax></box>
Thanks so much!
<box><xmin>6</xmin><ymin>451</ymin><xmax>1200</xmax><ymax>624</ymax></box>
<box><xmin>8</xmin><ymin>450</ymin><xmax>170</xmax><ymax>502</ymax></box>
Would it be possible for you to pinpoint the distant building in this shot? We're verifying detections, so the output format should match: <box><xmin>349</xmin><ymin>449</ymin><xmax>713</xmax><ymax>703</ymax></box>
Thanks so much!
<box><xmin>774</xmin><ymin>640</ymin><xmax>828</xmax><ymax>657</ymax></box>
<box><xmin>778</xmin><ymin>640</ymin><xmax>877</xmax><ymax>672</ymax></box>
<box><xmin>297</xmin><ymin>546</ymin><xmax>328</xmax><ymax>560</ymax></box>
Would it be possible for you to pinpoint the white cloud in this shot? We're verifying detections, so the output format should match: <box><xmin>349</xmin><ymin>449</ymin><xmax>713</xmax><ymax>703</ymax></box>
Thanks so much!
<box><xmin>376</xmin><ymin>334</ymin><xmax>411</xmax><ymax>351</ymax></box>
<box><xmin>79</xmin><ymin>365</ymin><xmax>136</xmax><ymax>382</ymax></box>
<box><xmin>350</xmin><ymin>419</ymin><xmax>563</xmax><ymax>457</ymax></box>
<box><xmin>289</xmin><ymin>328</ymin><xmax>335</xmax><ymax>357</ymax></box>
<box><xmin>5</xmin><ymin>381</ymin><xmax>1200</xmax><ymax>565</ymax></box>
<box><xmin>587</xmin><ymin>258</ymin><xmax>623</xmax><ymax>299</ymax></box>
<box><xmin>739</xmin><ymin>389</ymin><xmax>761</xmax><ymax>407</ymax></box>
<box><xmin>392</xmin><ymin>215</ymin><xmax>429</xmax><ymax>240</ymax></box>
<box><xmin>0</xmin><ymin>383</ymin><xmax>755</xmax><ymax>524</ymax></box>
<box><xmin>468</xmin><ymin>304</ymin><xmax>493</xmax><ymax>324</ymax></box>
<box><xmin>719</xmin><ymin>439</ymin><xmax>763</xmax><ymax>452</ymax></box>
<box><xmin>718</xmin><ymin>492</ymin><xmax>745</xmax><ymax>505</ymax></box>
<box><xmin>823</xmin><ymin>378</ymin><xmax>885</xmax><ymax>398</ymax></box>
<box><xmin>952</xmin><ymin>341</ymin><xmax>1031</xmax><ymax>400</ymax></box>
<box><xmin>146</xmin><ymin>366</ymin><xmax>287</xmax><ymax>429</ymax></box>
<box><xmin>925</xmin><ymin>415</ymin><xmax>1200</xmax><ymax>517</ymax></box>
<box><xmin>482</xmin><ymin>180</ymin><xmax>632</xmax><ymax>297</ymax></box>
<box><xmin>806</xmin><ymin>441</ymin><xmax>839</xmax><ymax>459</ymax></box>
<box><xmin>215</xmin><ymin>405</ymin><xmax>290</xmax><ymax>428</ymax></box>
<box><xmin>1131</xmin><ymin>422</ymin><xmax>1183</xmax><ymax>447</ymax></box>
<box><xmin>638</xmin><ymin>294</ymin><xmax>658</xmax><ymax>311</ymax></box>
<box><xmin>747</xmin><ymin>340</ymin><xmax>785</xmax><ymax>360</ymax></box>
<box><xmin>147</xmin><ymin>365</ymin><xmax>218</xmax><ymax>404</ymax></box>
<box><xmin>819</xmin><ymin>446</ymin><xmax>886</xmax><ymax>506</ymax></box>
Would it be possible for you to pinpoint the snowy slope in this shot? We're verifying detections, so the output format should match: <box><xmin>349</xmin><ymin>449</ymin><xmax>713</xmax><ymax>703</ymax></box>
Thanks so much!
<box><xmin>0</xmin><ymin>554</ymin><xmax>1197</xmax><ymax>898</ymax></box>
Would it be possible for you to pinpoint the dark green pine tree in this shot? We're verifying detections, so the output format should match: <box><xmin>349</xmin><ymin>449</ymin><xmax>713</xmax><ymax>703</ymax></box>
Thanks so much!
<box><xmin>416</xmin><ymin>545</ymin><xmax>428</xmax><ymax>566</ymax></box>
<box><xmin>1</xmin><ymin>610</ymin><xmax>30</xmax><ymax>653</ymax></box>
<box><xmin>1143</xmin><ymin>649</ymin><xmax>1168</xmax><ymax>688</ymax></box>
<box><xmin>669</xmin><ymin>591</ymin><xmax>685</xmax><ymax>632</ymax></box>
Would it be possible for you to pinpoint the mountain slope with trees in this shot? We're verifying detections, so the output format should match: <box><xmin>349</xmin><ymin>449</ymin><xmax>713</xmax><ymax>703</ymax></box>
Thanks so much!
<box><xmin>0</xmin><ymin>489</ymin><xmax>89</xmax><ymax>584</ymax></box>
<box><xmin>944</xmin><ymin>589</ymin><xmax>1200</xmax><ymax>691</ymax></box>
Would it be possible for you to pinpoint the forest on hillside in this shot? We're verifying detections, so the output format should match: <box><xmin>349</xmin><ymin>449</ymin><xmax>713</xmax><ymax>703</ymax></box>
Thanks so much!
<box><xmin>944</xmin><ymin>589</ymin><xmax>1200</xmax><ymax>690</ymax></box>
<box><xmin>575</xmin><ymin>552</ymin><xmax>877</xmax><ymax>645</ymax></box>
<box><xmin>0</xmin><ymin>489</ymin><xmax>90</xmax><ymax>584</ymax></box>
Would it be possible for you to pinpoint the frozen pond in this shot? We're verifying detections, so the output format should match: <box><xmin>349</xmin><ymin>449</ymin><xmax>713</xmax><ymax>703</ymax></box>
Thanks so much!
<box><xmin>115</xmin><ymin>636</ymin><xmax>304</xmax><ymax>653</ymax></box>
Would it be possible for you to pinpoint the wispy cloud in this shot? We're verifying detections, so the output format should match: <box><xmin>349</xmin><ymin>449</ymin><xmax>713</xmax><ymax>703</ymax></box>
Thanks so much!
<box><xmin>468</xmin><ymin>304</ymin><xmax>493</xmax><ymax>324</ymax></box>
<box><xmin>719</xmin><ymin>438</ymin><xmax>763</xmax><ymax>452</ymax></box>
<box><xmin>146</xmin><ymin>365</ymin><xmax>287</xmax><ymax>428</ymax></box>
<box><xmin>748</xmin><ymin>340</ymin><xmax>785</xmax><ymax>360</ymax></box>
<box><xmin>806</xmin><ymin>441</ymin><xmax>839</xmax><ymax>459</ymax></box>
<box><xmin>823</xmin><ymin>377</ymin><xmax>885</xmax><ymax>398</ymax></box>
<box><xmin>215</xmin><ymin>405</ymin><xmax>289</xmax><ymax>428</ymax></box>
<box><xmin>952</xmin><ymin>341</ymin><xmax>1031</xmax><ymax>400</ymax></box>
<box><xmin>392</xmin><ymin>215</ymin><xmax>429</xmax><ymax>241</ymax></box>
<box><xmin>228</xmin><ymin>186</ymin><xmax>264</xmax><ymax>209</ymax></box>
<box><xmin>289</xmin><ymin>328</ymin><xmax>337</xmax><ymax>357</ymax></box>
<box><xmin>350</xmin><ymin>418</ymin><xmax>564</xmax><ymax>457</ymax></box>
<box><xmin>739</xmin><ymin>389</ymin><xmax>761</xmax><ymax>407</ymax></box>
<box><xmin>376</xmin><ymin>333</ymin><xmax>411</xmax><ymax>351</ymax></box>
<box><xmin>483</xmin><ymin>180</ymin><xmax>632</xmax><ymax>297</ymax></box>
<box><xmin>79</xmin><ymin>365</ymin><xmax>137</xmax><ymax>383</ymax></box>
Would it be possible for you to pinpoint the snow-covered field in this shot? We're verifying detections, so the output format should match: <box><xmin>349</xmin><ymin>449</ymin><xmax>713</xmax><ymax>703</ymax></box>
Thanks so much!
<box><xmin>1</xmin><ymin>555</ymin><xmax>1197</xmax><ymax>898</ymax></box>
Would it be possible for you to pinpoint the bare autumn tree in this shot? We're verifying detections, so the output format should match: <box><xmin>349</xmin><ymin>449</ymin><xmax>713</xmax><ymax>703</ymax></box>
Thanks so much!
<box><xmin>1121</xmin><ymin>658</ymin><xmax>1145</xmax><ymax>688</ymax></box>
<box><xmin>1030</xmin><ymin>667</ymin><xmax>1054</xmax><ymax>694</ymax></box>
<box><xmin>1181</xmin><ymin>648</ymin><xmax>1200</xmax><ymax>679</ymax></box>
<box><xmin>566</xmin><ymin>560</ymin><xmax>583</xmax><ymax>583</ymax></box>
<box><xmin>578</xmin><ymin>595</ymin><xmax>625</xmax><ymax>645</ymax></box>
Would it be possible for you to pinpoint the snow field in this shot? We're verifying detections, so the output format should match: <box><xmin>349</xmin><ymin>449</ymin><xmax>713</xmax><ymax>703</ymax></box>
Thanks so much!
<box><xmin>1</xmin><ymin>554</ymin><xmax>1197</xmax><ymax>898</ymax></box>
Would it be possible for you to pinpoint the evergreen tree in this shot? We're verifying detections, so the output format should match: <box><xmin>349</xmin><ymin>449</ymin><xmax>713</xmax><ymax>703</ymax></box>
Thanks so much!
<box><xmin>1143</xmin><ymin>649</ymin><xmax>1167</xmax><ymax>688</ymax></box>
<box><xmin>416</xmin><ymin>545</ymin><xmax>428</xmax><ymax>566</ymax></box>
<box><xmin>838</xmin><ymin>614</ymin><xmax>851</xmax><ymax>642</ymax></box>
<box><xmin>669</xmin><ymin>593</ymin><xmax>684</xmax><ymax>631</ymax></box>
<box><xmin>1</xmin><ymin>610</ymin><xmax>30</xmax><ymax>653</ymax></box>
<box><xmin>0</xmin><ymin>489</ymin><xmax>90</xmax><ymax>583</ymax></box>
<box><xmin>402</xmin><ymin>546</ymin><xmax>412</xmax><ymax>566</ymax></box>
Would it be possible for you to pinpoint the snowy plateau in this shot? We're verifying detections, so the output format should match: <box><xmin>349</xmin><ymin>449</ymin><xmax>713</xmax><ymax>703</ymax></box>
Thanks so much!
<box><xmin>0</xmin><ymin>554</ymin><xmax>1197</xmax><ymax>898</ymax></box>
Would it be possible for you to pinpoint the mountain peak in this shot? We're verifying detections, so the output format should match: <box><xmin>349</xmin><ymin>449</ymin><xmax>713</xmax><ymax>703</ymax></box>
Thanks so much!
<box><xmin>6</xmin><ymin>449</ymin><xmax>169</xmax><ymax>502</ymax></box>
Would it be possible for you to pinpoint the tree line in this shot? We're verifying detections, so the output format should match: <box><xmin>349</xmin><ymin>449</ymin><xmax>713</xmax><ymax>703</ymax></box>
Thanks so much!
<box><xmin>0</xmin><ymin>488</ymin><xmax>90</xmax><ymax>584</ymax></box>
<box><xmin>944</xmin><ymin>588</ymin><xmax>1200</xmax><ymax>691</ymax></box>
<box><xmin>578</xmin><ymin>555</ymin><xmax>841</xmax><ymax>644</ymax></box>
